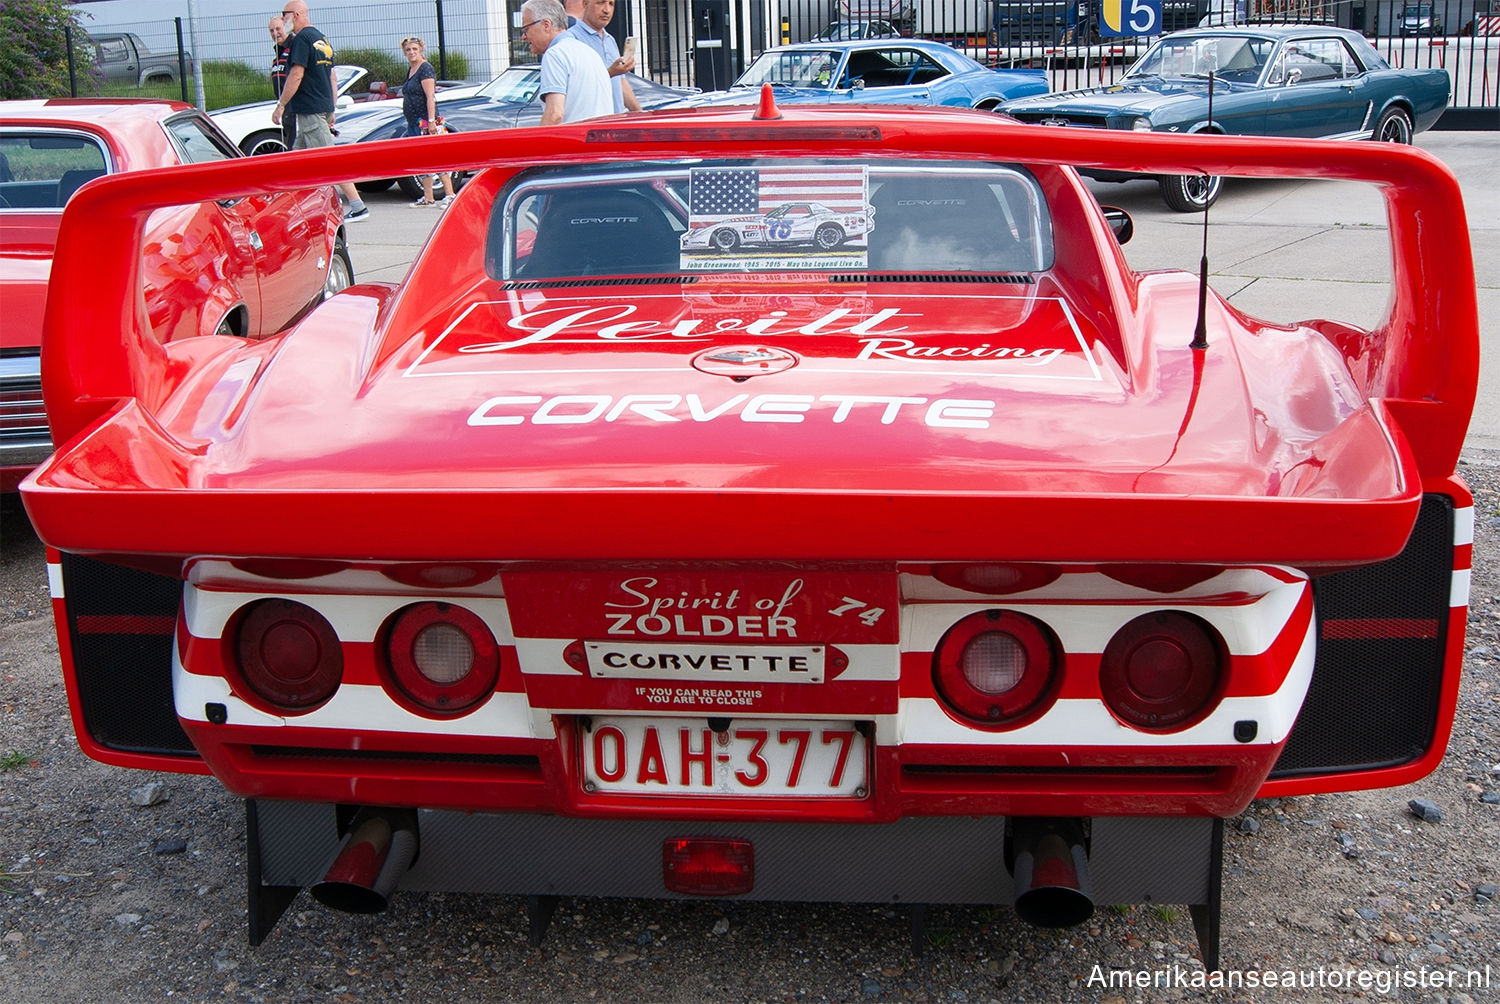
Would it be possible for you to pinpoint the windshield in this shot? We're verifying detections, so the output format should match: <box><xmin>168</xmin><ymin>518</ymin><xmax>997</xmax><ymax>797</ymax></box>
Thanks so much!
<box><xmin>819</xmin><ymin>23</ymin><xmax>862</xmax><ymax>39</ymax></box>
<box><xmin>1126</xmin><ymin>35</ymin><xmax>1276</xmax><ymax>82</ymax></box>
<box><xmin>735</xmin><ymin>49</ymin><xmax>843</xmax><ymax>89</ymax></box>
<box><xmin>0</xmin><ymin>131</ymin><xmax>111</xmax><ymax>210</ymax></box>
<box><xmin>477</xmin><ymin>66</ymin><xmax>543</xmax><ymax>102</ymax></box>
<box><xmin>490</xmin><ymin>159</ymin><xmax>1054</xmax><ymax>280</ymax></box>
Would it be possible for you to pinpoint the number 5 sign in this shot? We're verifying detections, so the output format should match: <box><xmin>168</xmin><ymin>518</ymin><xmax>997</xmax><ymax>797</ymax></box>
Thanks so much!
<box><xmin>1098</xmin><ymin>0</ymin><xmax>1161</xmax><ymax>36</ymax></box>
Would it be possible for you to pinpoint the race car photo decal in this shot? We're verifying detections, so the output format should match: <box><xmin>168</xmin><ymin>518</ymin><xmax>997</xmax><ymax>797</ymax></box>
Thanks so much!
<box><xmin>681</xmin><ymin>165</ymin><xmax>874</xmax><ymax>271</ymax></box>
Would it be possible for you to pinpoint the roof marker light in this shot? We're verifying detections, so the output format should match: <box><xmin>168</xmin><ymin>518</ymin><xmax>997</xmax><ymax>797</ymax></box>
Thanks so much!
<box><xmin>754</xmin><ymin>82</ymin><xmax>782</xmax><ymax>121</ymax></box>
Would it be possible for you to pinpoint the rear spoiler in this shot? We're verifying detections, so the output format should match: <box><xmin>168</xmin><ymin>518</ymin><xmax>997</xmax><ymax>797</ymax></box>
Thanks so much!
<box><xmin>43</xmin><ymin>108</ymin><xmax>1477</xmax><ymax>476</ymax></box>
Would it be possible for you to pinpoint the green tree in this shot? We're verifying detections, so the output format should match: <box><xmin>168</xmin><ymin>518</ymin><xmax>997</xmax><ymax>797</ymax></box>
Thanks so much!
<box><xmin>0</xmin><ymin>0</ymin><xmax>94</xmax><ymax>99</ymax></box>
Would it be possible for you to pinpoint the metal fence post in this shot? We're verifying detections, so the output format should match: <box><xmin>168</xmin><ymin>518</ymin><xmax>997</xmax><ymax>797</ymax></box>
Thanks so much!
<box><xmin>66</xmin><ymin>24</ymin><xmax>79</xmax><ymax>97</ymax></box>
<box><xmin>436</xmin><ymin>0</ymin><xmax>448</xmax><ymax>79</ymax></box>
<box><xmin>175</xmin><ymin>17</ymin><xmax>189</xmax><ymax>103</ymax></box>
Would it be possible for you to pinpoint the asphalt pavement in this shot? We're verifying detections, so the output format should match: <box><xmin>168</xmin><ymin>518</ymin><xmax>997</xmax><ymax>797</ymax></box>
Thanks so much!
<box><xmin>342</xmin><ymin>131</ymin><xmax>1499</xmax><ymax>448</ymax></box>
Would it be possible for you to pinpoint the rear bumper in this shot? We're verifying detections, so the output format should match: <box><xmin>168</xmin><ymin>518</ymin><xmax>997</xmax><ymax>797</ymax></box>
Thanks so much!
<box><xmin>252</xmin><ymin>799</ymin><xmax>1219</xmax><ymax>906</ymax></box>
<box><xmin>168</xmin><ymin>565</ymin><xmax>1315</xmax><ymax>820</ymax></box>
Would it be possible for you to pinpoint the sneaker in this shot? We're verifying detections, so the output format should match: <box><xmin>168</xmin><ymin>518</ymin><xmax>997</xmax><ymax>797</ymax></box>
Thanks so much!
<box><xmin>344</xmin><ymin>204</ymin><xmax>370</xmax><ymax>222</ymax></box>
<box><xmin>410</xmin><ymin>198</ymin><xmax>438</xmax><ymax>208</ymax></box>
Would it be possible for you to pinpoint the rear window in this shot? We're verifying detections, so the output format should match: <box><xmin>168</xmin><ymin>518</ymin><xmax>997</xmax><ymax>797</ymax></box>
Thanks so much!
<box><xmin>487</xmin><ymin>159</ymin><xmax>1053</xmax><ymax>281</ymax></box>
<box><xmin>0</xmin><ymin>131</ymin><xmax>111</xmax><ymax>210</ymax></box>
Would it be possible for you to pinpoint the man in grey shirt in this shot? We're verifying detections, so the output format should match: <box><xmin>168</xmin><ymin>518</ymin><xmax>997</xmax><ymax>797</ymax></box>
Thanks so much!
<box><xmin>565</xmin><ymin>0</ymin><xmax>641</xmax><ymax>114</ymax></box>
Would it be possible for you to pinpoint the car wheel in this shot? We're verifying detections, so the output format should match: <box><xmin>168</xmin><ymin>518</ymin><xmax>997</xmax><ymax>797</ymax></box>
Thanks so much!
<box><xmin>1373</xmin><ymin>106</ymin><xmax>1413</xmax><ymax>144</ymax></box>
<box><xmin>241</xmin><ymin>130</ymin><xmax>287</xmax><ymax>157</ymax></box>
<box><xmin>355</xmin><ymin>179</ymin><xmax>395</xmax><ymax>194</ymax></box>
<box><xmin>814</xmin><ymin>223</ymin><xmax>845</xmax><ymax>250</ymax></box>
<box><xmin>1158</xmin><ymin>173</ymin><xmax>1222</xmax><ymax>213</ymax></box>
<box><xmin>395</xmin><ymin>124</ymin><xmax>466</xmax><ymax>200</ymax></box>
<box><xmin>711</xmin><ymin>228</ymin><xmax>739</xmax><ymax>251</ymax></box>
<box><xmin>395</xmin><ymin>173</ymin><xmax>427</xmax><ymax>200</ymax></box>
<box><xmin>324</xmin><ymin>238</ymin><xmax>354</xmax><ymax>300</ymax></box>
<box><xmin>396</xmin><ymin>168</ymin><xmax>469</xmax><ymax>201</ymax></box>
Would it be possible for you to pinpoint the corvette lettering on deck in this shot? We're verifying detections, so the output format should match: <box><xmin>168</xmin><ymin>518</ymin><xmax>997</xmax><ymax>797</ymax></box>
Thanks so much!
<box><xmin>468</xmin><ymin>393</ymin><xmax>1000</xmax><ymax>428</ymax></box>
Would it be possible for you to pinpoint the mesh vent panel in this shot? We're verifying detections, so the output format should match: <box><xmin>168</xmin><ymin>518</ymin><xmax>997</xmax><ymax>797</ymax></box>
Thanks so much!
<box><xmin>61</xmin><ymin>553</ymin><xmax>196</xmax><ymax>757</ymax></box>
<box><xmin>1271</xmin><ymin>495</ymin><xmax>1453</xmax><ymax>777</ymax></box>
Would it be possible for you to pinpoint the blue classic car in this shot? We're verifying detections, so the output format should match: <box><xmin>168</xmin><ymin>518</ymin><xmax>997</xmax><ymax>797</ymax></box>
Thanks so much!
<box><xmin>671</xmin><ymin>39</ymin><xmax>1048</xmax><ymax>111</ymax></box>
<box><xmin>998</xmin><ymin>25</ymin><xmax>1450</xmax><ymax>211</ymax></box>
<box><xmin>332</xmin><ymin>66</ymin><xmax>697</xmax><ymax>199</ymax></box>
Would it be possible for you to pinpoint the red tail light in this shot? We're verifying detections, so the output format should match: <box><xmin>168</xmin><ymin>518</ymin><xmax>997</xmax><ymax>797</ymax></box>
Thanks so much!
<box><xmin>662</xmin><ymin>837</ymin><xmax>754</xmax><ymax>896</ymax></box>
<box><xmin>381</xmin><ymin>603</ymin><xmax>499</xmax><ymax>716</ymax></box>
<box><xmin>931</xmin><ymin>563</ymin><xmax>1061</xmax><ymax>595</ymax></box>
<box><xmin>1099</xmin><ymin>611</ymin><xmax>1225</xmax><ymax>731</ymax></box>
<box><xmin>232</xmin><ymin>599</ymin><xmax>343</xmax><ymax>712</ymax></box>
<box><xmin>1098</xmin><ymin>564</ymin><xmax>1225</xmax><ymax>593</ymax></box>
<box><xmin>932</xmin><ymin>610</ymin><xmax>1060</xmax><ymax>728</ymax></box>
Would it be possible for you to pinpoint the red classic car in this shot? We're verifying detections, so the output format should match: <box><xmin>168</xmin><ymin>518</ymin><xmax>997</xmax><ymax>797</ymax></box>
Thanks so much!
<box><xmin>18</xmin><ymin>94</ymin><xmax>1477</xmax><ymax>967</ymax></box>
<box><xmin>0</xmin><ymin>98</ymin><xmax>352</xmax><ymax>490</ymax></box>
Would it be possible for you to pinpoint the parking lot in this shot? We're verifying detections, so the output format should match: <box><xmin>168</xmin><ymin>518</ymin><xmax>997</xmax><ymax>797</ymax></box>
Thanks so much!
<box><xmin>1</xmin><ymin>126</ymin><xmax>1496</xmax><ymax>1004</ymax></box>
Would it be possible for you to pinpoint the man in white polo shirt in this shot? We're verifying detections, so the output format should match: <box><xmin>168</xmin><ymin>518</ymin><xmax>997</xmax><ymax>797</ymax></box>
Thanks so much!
<box><xmin>566</xmin><ymin>0</ymin><xmax>642</xmax><ymax>114</ymax></box>
<box><xmin>521</xmin><ymin>0</ymin><xmax>613</xmax><ymax>124</ymax></box>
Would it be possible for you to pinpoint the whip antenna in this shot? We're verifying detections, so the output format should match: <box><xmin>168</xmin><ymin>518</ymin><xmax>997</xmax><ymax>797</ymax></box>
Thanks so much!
<box><xmin>1190</xmin><ymin>70</ymin><xmax>1215</xmax><ymax>351</ymax></box>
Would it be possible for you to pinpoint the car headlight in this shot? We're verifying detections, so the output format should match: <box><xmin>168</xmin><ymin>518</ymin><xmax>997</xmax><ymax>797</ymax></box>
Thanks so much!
<box><xmin>1130</xmin><ymin>117</ymin><xmax>1153</xmax><ymax>132</ymax></box>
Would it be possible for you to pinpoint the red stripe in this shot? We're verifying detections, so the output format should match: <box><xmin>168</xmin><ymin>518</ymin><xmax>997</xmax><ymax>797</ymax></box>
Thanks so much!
<box><xmin>1321</xmin><ymin>618</ymin><xmax>1439</xmax><ymax>640</ymax></box>
<box><xmin>76</xmin><ymin>614</ymin><xmax>177</xmax><ymax>635</ymax></box>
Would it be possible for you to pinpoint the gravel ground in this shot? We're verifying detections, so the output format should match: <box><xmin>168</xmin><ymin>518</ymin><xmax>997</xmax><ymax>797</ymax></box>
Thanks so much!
<box><xmin>2</xmin><ymin>454</ymin><xmax>1498</xmax><ymax>1003</ymax></box>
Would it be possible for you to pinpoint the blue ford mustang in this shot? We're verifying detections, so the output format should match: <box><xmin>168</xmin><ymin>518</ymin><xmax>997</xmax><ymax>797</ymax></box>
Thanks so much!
<box><xmin>998</xmin><ymin>25</ymin><xmax>1450</xmax><ymax>211</ymax></box>
<box><xmin>670</xmin><ymin>39</ymin><xmax>1048</xmax><ymax>111</ymax></box>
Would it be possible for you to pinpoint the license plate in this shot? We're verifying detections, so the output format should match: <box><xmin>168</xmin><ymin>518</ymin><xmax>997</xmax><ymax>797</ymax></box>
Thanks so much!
<box><xmin>581</xmin><ymin>717</ymin><xmax>869</xmax><ymax>798</ymax></box>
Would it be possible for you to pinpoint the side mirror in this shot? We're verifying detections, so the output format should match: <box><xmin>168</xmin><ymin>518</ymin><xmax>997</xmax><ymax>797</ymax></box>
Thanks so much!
<box><xmin>1102</xmin><ymin>206</ymin><xmax>1133</xmax><ymax>244</ymax></box>
<box><xmin>336</xmin><ymin>95</ymin><xmax>353</xmax><ymax>110</ymax></box>
<box><xmin>850</xmin><ymin>78</ymin><xmax>865</xmax><ymax>90</ymax></box>
<box><xmin>1285</xmin><ymin>68</ymin><xmax>1302</xmax><ymax>86</ymax></box>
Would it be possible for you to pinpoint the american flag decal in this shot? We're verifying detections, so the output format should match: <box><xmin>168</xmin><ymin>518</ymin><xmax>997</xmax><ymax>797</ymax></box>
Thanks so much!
<box><xmin>686</xmin><ymin>165</ymin><xmax>869</xmax><ymax>230</ymax></box>
<box><xmin>689</xmin><ymin>168</ymin><xmax>760</xmax><ymax>216</ymax></box>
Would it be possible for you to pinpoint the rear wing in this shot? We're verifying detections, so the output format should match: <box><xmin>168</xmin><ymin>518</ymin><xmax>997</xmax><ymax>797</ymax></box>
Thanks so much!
<box><xmin>42</xmin><ymin>108</ymin><xmax>1477</xmax><ymax>480</ymax></box>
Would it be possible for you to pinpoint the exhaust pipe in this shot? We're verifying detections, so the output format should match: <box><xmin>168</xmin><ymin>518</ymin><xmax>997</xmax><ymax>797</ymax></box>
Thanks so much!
<box><xmin>1008</xmin><ymin>817</ymin><xmax>1094</xmax><ymax>928</ymax></box>
<box><xmin>310</xmin><ymin>807</ymin><xmax>419</xmax><ymax>914</ymax></box>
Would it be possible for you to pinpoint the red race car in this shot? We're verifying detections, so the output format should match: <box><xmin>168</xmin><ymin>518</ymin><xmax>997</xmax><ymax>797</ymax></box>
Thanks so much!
<box><xmin>19</xmin><ymin>93</ymin><xmax>1477</xmax><ymax>967</ymax></box>
<box><xmin>0</xmin><ymin>98</ymin><xmax>352</xmax><ymax>491</ymax></box>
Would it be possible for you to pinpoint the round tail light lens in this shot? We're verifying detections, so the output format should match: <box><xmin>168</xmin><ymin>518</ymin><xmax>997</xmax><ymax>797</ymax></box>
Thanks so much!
<box><xmin>933</xmin><ymin>610</ymin><xmax>1060</xmax><ymax>728</ymax></box>
<box><xmin>233</xmin><ymin>598</ymin><xmax>343</xmax><ymax>712</ymax></box>
<box><xmin>1100</xmin><ymin>611</ymin><xmax>1225</xmax><ymax>731</ymax></box>
<box><xmin>383</xmin><ymin>603</ymin><xmax>499</xmax><ymax>716</ymax></box>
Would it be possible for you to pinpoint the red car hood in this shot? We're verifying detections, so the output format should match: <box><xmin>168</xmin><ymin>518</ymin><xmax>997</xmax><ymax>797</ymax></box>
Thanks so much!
<box><xmin>31</xmin><ymin>276</ymin><xmax>1416</xmax><ymax>565</ymax></box>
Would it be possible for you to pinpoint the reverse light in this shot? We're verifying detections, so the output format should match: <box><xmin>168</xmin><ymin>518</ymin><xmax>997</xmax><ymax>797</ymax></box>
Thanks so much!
<box><xmin>662</xmin><ymin>837</ymin><xmax>755</xmax><ymax>896</ymax></box>
<box><xmin>382</xmin><ymin>602</ymin><xmax>500</xmax><ymax>716</ymax></box>
<box><xmin>1099</xmin><ymin>611</ymin><xmax>1226</xmax><ymax>731</ymax></box>
<box><xmin>232</xmin><ymin>598</ymin><xmax>343</xmax><ymax>712</ymax></box>
<box><xmin>933</xmin><ymin>610</ymin><xmax>1061</xmax><ymax>728</ymax></box>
